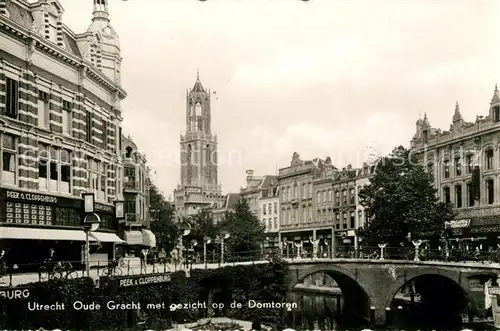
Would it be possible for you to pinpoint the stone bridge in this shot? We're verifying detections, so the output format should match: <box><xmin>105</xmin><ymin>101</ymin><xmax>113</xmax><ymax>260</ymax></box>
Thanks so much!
<box><xmin>285</xmin><ymin>258</ymin><xmax>500</xmax><ymax>325</ymax></box>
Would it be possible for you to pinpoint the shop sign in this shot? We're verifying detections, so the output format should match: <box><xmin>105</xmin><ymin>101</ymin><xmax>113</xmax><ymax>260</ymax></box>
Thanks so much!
<box><xmin>185</xmin><ymin>187</ymin><xmax>202</xmax><ymax>194</ymax></box>
<box><xmin>445</xmin><ymin>219</ymin><xmax>470</xmax><ymax>229</ymax></box>
<box><xmin>115</xmin><ymin>273</ymin><xmax>171</xmax><ymax>287</ymax></box>
<box><xmin>5</xmin><ymin>190</ymin><xmax>57</xmax><ymax>204</ymax></box>
<box><xmin>470</xmin><ymin>224</ymin><xmax>500</xmax><ymax>234</ymax></box>
<box><xmin>94</xmin><ymin>203</ymin><xmax>113</xmax><ymax>213</ymax></box>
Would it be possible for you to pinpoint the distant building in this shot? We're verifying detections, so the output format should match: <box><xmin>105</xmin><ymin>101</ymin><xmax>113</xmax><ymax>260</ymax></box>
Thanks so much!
<box><xmin>239</xmin><ymin>169</ymin><xmax>277</xmax><ymax>216</ymax></box>
<box><xmin>410</xmin><ymin>86</ymin><xmax>500</xmax><ymax>247</ymax></box>
<box><xmin>258</xmin><ymin>182</ymin><xmax>280</xmax><ymax>248</ymax></box>
<box><xmin>278</xmin><ymin>152</ymin><xmax>333</xmax><ymax>253</ymax></box>
<box><xmin>120</xmin><ymin>134</ymin><xmax>155</xmax><ymax>252</ymax></box>
<box><xmin>173</xmin><ymin>73</ymin><xmax>224</xmax><ymax>218</ymax></box>
<box><xmin>211</xmin><ymin>193</ymin><xmax>240</xmax><ymax>225</ymax></box>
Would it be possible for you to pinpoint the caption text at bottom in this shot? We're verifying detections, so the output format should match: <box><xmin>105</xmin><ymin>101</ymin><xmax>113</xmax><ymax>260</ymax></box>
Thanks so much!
<box><xmin>26</xmin><ymin>300</ymin><xmax>298</xmax><ymax>312</ymax></box>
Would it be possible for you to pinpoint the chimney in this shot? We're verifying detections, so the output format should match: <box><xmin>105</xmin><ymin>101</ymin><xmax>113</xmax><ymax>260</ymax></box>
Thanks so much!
<box><xmin>245</xmin><ymin>169</ymin><xmax>254</xmax><ymax>187</ymax></box>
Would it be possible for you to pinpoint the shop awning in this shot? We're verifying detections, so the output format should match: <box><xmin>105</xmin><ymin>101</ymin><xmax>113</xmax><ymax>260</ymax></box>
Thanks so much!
<box><xmin>123</xmin><ymin>230</ymin><xmax>143</xmax><ymax>245</ymax></box>
<box><xmin>142</xmin><ymin>229</ymin><xmax>156</xmax><ymax>247</ymax></box>
<box><xmin>90</xmin><ymin>231</ymin><xmax>125</xmax><ymax>243</ymax></box>
<box><xmin>0</xmin><ymin>226</ymin><xmax>87</xmax><ymax>241</ymax></box>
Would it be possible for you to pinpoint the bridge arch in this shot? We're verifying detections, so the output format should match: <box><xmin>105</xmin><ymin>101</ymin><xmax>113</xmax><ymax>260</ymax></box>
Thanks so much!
<box><xmin>291</xmin><ymin>263</ymin><xmax>373</xmax><ymax>323</ymax></box>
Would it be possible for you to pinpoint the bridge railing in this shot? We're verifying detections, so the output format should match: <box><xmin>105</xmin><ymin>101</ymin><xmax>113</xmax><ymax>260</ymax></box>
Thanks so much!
<box><xmin>2</xmin><ymin>246</ymin><xmax>499</xmax><ymax>286</ymax></box>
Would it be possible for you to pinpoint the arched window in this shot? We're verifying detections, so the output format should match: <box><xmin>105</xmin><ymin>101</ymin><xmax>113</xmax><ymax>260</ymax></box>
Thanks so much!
<box><xmin>125</xmin><ymin>146</ymin><xmax>133</xmax><ymax>158</ymax></box>
<box><xmin>206</xmin><ymin>144</ymin><xmax>211</xmax><ymax>164</ymax></box>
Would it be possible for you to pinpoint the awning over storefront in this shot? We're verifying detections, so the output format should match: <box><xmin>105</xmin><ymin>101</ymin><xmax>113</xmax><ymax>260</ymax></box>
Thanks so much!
<box><xmin>90</xmin><ymin>231</ymin><xmax>125</xmax><ymax>243</ymax></box>
<box><xmin>124</xmin><ymin>231</ymin><xmax>143</xmax><ymax>245</ymax></box>
<box><xmin>141</xmin><ymin>229</ymin><xmax>156</xmax><ymax>247</ymax></box>
<box><xmin>470</xmin><ymin>216</ymin><xmax>500</xmax><ymax>234</ymax></box>
<box><xmin>0</xmin><ymin>226</ymin><xmax>87</xmax><ymax>241</ymax></box>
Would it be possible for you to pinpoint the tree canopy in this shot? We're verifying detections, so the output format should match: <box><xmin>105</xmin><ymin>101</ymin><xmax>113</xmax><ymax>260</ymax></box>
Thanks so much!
<box><xmin>357</xmin><ymin>146</ymin><xmax>455</xmax><ymax>247</ymax></box>
<box><xmin>218</xmin><ymin>198</ymin><xmax>265</xmax><ymax>255</ymax></box>
<box><xmin>185</xmin><ymin>209</ymin><xmax>219</xmax><ymax>247</ymax></box>
<box><xmin>148</xmin><ymin>182</ymin><xmax>178</xmax><ymax>253</ymax></box>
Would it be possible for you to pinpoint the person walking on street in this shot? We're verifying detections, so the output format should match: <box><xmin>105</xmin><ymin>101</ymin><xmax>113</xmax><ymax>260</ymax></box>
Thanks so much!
<box><xmin>140</xmin><ymin>249</ymin><xmax>148</xmax><ymax>273</ymax></box>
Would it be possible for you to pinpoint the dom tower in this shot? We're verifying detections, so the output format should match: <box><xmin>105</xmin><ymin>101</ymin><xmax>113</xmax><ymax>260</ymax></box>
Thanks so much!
<box><xmin>174</xmin><ymin>73</ymin><xmax>224</xmax><ymax>217</ymax></box>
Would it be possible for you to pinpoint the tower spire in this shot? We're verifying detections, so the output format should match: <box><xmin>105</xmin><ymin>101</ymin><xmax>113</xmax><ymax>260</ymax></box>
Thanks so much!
<box><xmin>197</xmin><ymin>68</ymin><xmax>200</xmax><ymax>81</ymax></box>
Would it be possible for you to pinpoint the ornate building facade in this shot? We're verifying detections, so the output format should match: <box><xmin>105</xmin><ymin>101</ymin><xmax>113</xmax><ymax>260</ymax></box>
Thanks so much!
<box><xmin>174</xmin><ymin>73</ymin><xmax>223</xmax><ymax>218</ymax></box>
<box><xmin>0</xmin><ymin>0</ymin><xmax>125</xmax><ymax>269</ymax></box>
<box><xmin>410</xmin><ymin>85</ymin><xmax>500</xmax><ymax>246</ymax></box>
<box><xmin>120</xmin><ymin>134</ymin><xmax>155</xmax><ymax>251</ymax></box>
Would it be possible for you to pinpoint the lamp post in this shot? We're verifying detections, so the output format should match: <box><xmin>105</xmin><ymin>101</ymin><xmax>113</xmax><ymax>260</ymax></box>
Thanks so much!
<box><xmin>282</xmin><ymin>238</ymin><xmax>288</xmax><ymax>259</ymax></box>
<box><xmin>412</xmin><ymin>239</ymin><xmax>423</xmax><ymax>261</ymax></box>
<box><xmin>294</xmin><ymin>241</ymin><xmax>302</xmax><ymax>259</ymax></box>
<box><xmin>323</xmin><ymin>239</ymin><xmax>329</xmax><ymax>258</ymax></box>
<box><xmin>217</xmin><ymin>230</ymin><xmax>230</xmax><ymax>265</ymax></box>
<box><xmin>309</xmin><ymin>236</ymin><xmax>320</xmax><ymax>259</ymax></box>
<box><xmin>82</xmin><ymin>193</ymin><xmax>101</xmax><ymax>278</ymax></box>
<box><xmin>203</xmin><ymin>236</ymin><xmax>211</xmax><ymax>269</ymax></box>
<box><xmin>378</xmin><ymin>243</ymin><xmax>387</xmax><ymax>260</ymax></box>
<box><xmin>177</xmin><ymin>221</ymin><xmax>191</xmax><ymax>269</ymax></box>
<box><xmin>189</xmin><ymin>239</ymin><xmax>198</xmax><ymax>269</ymax></box>
<box><xmin>114</xmin><ymin>200</ymin><xmax>124</xmax><ymax>261</ymax></box>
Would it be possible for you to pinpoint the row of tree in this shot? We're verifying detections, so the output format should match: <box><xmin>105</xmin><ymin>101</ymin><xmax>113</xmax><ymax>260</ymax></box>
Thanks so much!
<box><xmin>149</xmin><ymin>145</ymin><xmax>456</xmax><ymax>256</ymax></box>
<box><xmin>148</xmin><ymin>183</ymin><xmax>265</xmax><ymax>256</ymax></box>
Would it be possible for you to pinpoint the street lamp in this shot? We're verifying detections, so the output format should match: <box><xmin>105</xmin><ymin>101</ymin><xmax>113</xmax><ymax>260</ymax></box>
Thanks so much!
<box><xmin>114</xmin><ymin>200</ymin><xmax>124</xmax><ymax>260</ymax></box>
<box><xmin>203</xmin><ymin>236</ymin><xmax>212</xmax><ymax>268</ymax></box>
<box><xmin>82</xmin><ymin>193</ymin><xmax>101</xmax><ymax>278</ymax></box>
<box><xmin>323</xmin><ymin>239</ymin><xmax>329</xmax><ymax>258</ymax></box>
<box><xmin>412</xmin><ymin>239</ymin><xmax>423</xmax><ymax>261</ymax></box>
<box><xmin>177</xmin><ymin>221</ymin><xmax>191</xmax><ymax>268</ymax></box>
<box><xmin>217</xmin><ymin>230</ymin><xmax>230</xmax><ymax>264</ymax></box>
<box><xmin>294</xmin><ymin>241</ymin><xmax>302</xmax><ymax>259</ymax></box>
<box><xmin>378</xmin><ymin>243</ymin><xmax>387</xmax><ymax>260</ymax></box>
<box><xmin>188</xmin><ymin>239</ymin><xmax>198</xmax><ymax>269</ymax></box>
<box><xmin>309</xmin><ymin>236</ymin><xmax>320</xmax><ymax>259</ymax></box>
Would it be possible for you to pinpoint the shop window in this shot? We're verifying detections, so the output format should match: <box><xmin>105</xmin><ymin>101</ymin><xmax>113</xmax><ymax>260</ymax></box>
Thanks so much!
<box><xmin>467</xmin><ymin>183</ymin><xmax>474</xmax><ymax>207</ymax></box>
<box><xmin>487</xmin><ymin>179</ymin><xmax>495</xmax><ymax>204</ymax></box>
<box><xmin>486</xmin><ymin>150</ymin><xmax>494</xmax><ymax>170</ymax></box>
<box><xmin>455</xmin><ymin>185</ymin><xmax>462</xmax><ymax>208</ymax></box>
<box><xmin>443</xmin><ymin>187</ymin><xmax>451</xmax><ymax>204</ymax></box>
<box><xmin>2</xmin><ymin>134</ymin><xmax>17</xmax><ymax>185</ymax></box>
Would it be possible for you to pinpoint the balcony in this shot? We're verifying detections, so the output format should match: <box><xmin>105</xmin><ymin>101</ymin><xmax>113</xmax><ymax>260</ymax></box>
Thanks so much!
<box><xmin>124</xmin><ymin>180</ymin><xmax>140</xmax><ymax>192</ymax></box>
<box><xmin>124</xmin><ymin>213</ymin><xmax>142</xmax><ymax>226</ymax></box>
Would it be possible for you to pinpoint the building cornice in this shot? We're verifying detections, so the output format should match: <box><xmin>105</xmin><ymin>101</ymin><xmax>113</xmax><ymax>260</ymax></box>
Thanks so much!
<box><xmin>0</xmin><ymin>16</ymin><xmax>127</xmax><ymax>100</ymax></box>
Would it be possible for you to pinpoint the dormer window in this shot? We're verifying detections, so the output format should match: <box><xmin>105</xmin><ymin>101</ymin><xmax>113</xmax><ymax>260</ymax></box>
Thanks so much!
<box><xmin>125</xmin><ymin>146</ymin><xmax>133</xmax><ymax>158</ymax></box>
<box><xmin>422</xmin><ymin>130</ymin><xmax>429</xmax><ymax>144</ymax></box>
<box><xmin>494</xmin><ymin>106</ymin><xmax>500</xmax><ymax>122</ymax></box>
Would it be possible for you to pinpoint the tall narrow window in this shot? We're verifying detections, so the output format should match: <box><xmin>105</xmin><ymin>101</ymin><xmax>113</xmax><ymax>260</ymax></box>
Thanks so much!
<box><xmin>455</xmin><ymin>157</ymin><xmax>462</xmax><ymax>176</ymax></box>
<box><xmin>206</xmin><ymin>144</ymin><xmax>210</xmax><ymax>165</ymax></box>
<box><xmin>335</xmin><ymin>213</ymin><xmax>340</xmax><ymax>230</ymax></box>
<box><xmin>427</xmin><ymin>163</ymin><xmax>434</xmax><ymax>179</ymax></box>
<box><xmin>316</xmin><ymin>192</ymin><xmax>321</xmax><ymax>204</ymax></box>
<box><xmin>486</xmin><ymin>150</ymin><xmax>494</xmax><ymax>170</ymax></box>
<box><xmin>5</xmin><ymin>78</ymin><xmax>19</xmax><ymax>119</ymax></box>
<box><xmin>466</xmin><ymin>154</ymin><xmax>473</xmax><ymax>174</ymax></box>
<box><xmin>118</xmin><ymin>127</ymin><xmax>122</xmax><ymax>151</ymax></box>
<box><xmin>443</xmin><ymin>160</ymin><xmax>450</xmax><ymax>179</ymax></box>
<box><xmin>86</xmin><ymin>111</ymin><xmax>93</xmax><ymax>143</ymax></box>
<box><xmin>308</xmin><ymin>183</ymin><xmax>313</xmax><ymax>198</ymax></box>
<box><xmin>62</xmin><ymin>100</ymin><xmax>72</xmax><ymax>136</ymax></box>
<box><xmin>102</xmin><ymin>121</ymin><xmax>108</xmax><ymax>150</ymax></box>
<box><xmin>328</xmin><ymin>189</ymin><xmax>332</xmax><ymax>202</ymax></box>
<box><xmin>38</xmin><ymin>144</ymin><xmax>49</xmax><ymax>190</ymax></box>
<box><xmin>443</xmin><ymin>187</ymin><xmax>451</xmax><ymax>204</ymax></box>
<box><xmin>350</xmin><ymin>188</ymin><xmax>355</xmax><ymax>204</ymax></box>
<box><xmin>350</xmin><ymin>212</ymin><xmax>355</xmax><ymax>228</ymax></box>
<box><xmin>60</xmin><ymin>149</ymin><xmax>71</xmax><ymax>193</ymax></box>
<box><xmin>487</xmin><ymin>179</ymin><xmax>494</xmax><ymax>204</ymax></box>
<box><xmin>49</xmin><ymin>147</ymin><xmax>59</xmax><ymax>192</ymax></box>
<box><xmin>455</xmin><ymin>185</ymin><xmax>462</xmax><ymax>208</ymax></box>
<box><xmin>2</xmin><ymin>134</ymin><xmax>17</xmax><ymax>185</ymax></box>
<box><xmin>335</xmin><ymin>191</ymin><xmax>340</xmax><ymax>206</ymax></box>
<box><xmin>342</xmin><ymin>190</ymin><xmax>347</xmax><ymax>205</ymax></box>
<box><xmin>494</xmin><ymin>106</ymin><xmax>500</xmax><ymax>122</ymax></box>
<box><xmin>467</xmin><ymin>183</ymin><xmax>474</xmax><ymax>207</ymax></box>
<box><xmin>422</xmin><ymin>130</ymin><xmax>428</xmax><ymax>144</ymax></box>
<box><xmin>100</xmin><ymin>163</ymin><xmax>107</xmax><ymax>201</ymax></box>
<box><xmin>38</xmin><ymin>91</ymin><xmax>50</xmax><ymax>129</ymax></box>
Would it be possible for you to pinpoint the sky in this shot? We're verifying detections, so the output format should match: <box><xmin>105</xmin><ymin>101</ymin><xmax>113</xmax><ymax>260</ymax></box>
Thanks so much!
<box><xmin>58</xmin><ymin>0</ymin><xmax>500</xmax><ymax>199</ymax></box>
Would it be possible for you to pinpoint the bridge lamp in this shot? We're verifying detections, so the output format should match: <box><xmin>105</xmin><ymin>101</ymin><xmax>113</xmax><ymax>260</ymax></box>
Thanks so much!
<box><xmin>177</xmin><ymin>222</ymin><xmax>191</xmax><ymax>266</ymax></box>
<box><xmin>412</xmin><ymin>240</ymin><xmax>423</xmax><ymax>262</ymax></box>
<box><xmin>378</xmin><ymin>243</ymin><xmax>387</xmax><ymax>260</ymax></box>
<box><xmin>203</xmin><ymin>236</ymin><xmax>211</xmax><ymax>268</ymax></box>
<box><xmin>218</xmin><ymin>230</ymin><xmax>230</xmax><ymax>264</ymax></box>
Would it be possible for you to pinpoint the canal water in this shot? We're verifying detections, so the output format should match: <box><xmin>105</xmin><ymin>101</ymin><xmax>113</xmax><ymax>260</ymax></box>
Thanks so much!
<box><xmin>279</xmin><ymin>273</ymin><xmax>494</xmax><ymax>331</ymax></box>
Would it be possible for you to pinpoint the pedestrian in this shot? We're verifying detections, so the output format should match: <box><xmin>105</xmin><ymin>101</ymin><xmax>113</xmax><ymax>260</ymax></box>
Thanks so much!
<box><xmin>140</xmin><ymin>249</ymin><xmax>147</xmax><ymax>273</ymax></box>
